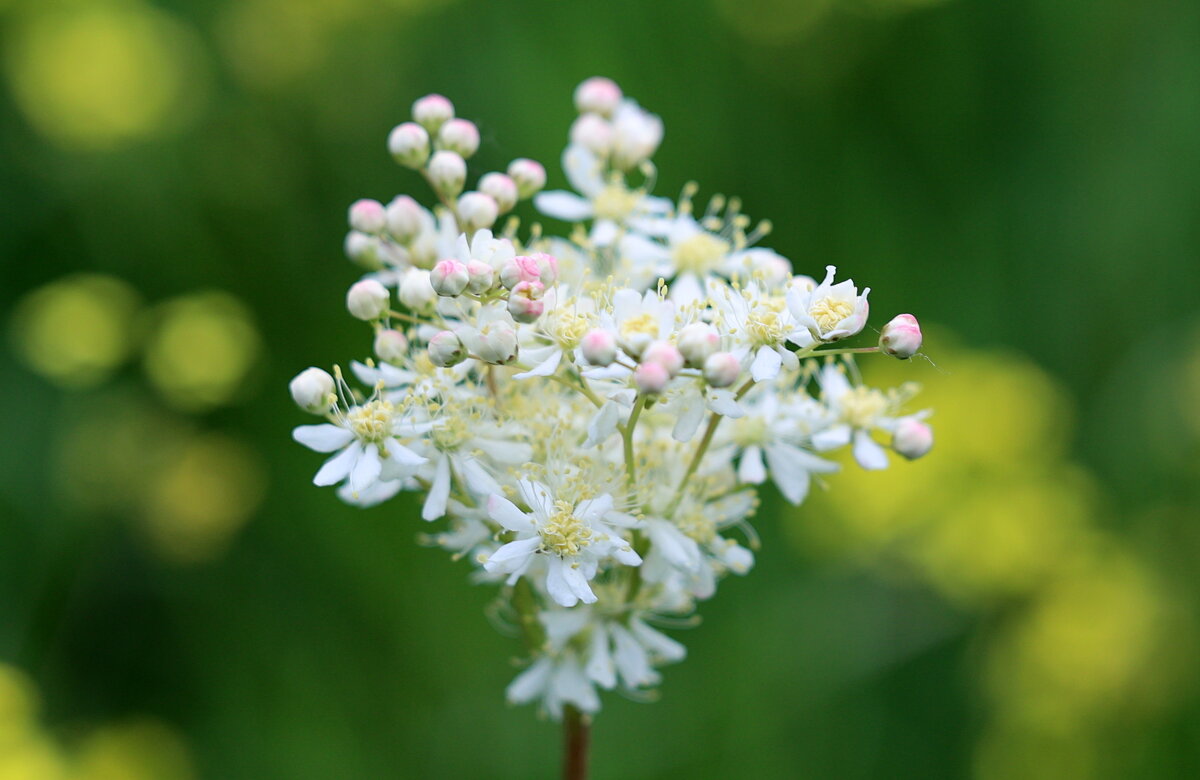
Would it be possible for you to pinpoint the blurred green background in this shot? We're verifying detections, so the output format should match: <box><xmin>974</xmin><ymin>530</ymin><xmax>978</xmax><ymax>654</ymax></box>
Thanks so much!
<box><xmin>2</xmin><ymin>0</ymin><xmax>1199</xmax><ymax>777</ymax></box>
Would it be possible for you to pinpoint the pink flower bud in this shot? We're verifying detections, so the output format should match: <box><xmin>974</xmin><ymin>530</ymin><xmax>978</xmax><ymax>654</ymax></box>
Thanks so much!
<box><xmin>574</xmin><ymin>77</ymin><xmax>623</xmax><ymax>116</ymax></box>
<box><xmin>507</xmin><ymin>280</ymin><xmax>545</xmax><ymax>323</ymax></box>
<box><xmin>465</xmin><ymin>260</ymin><xmax>495</xmax><ymax>294</ymax></box>
<box><xmin>344</xmin><ymin>231</ymin><xmax>381</xmax><ymax>268</ymax></box>
<box><xmin>428</xmin><ymin>330</ymin><xmax>466</xmax><ymax>367</ymax></box>
<box><xmin>580</xmin><ymin>329</ymin><xmax>617</xmax><ymax>366</ymax></box>
<box><xmin>507</xmin><ymin>158</ymin><xmax>546</xmax><ymax>199</ymax></box>
<box><xmin>570</xmin><ymin>114</ymin><xmax>612</xmax><ymax>155</ymax></box>
<box><xmin>528</xmin><ymin>252</ymin><xmax>559</xmax><ymax>285</ymax></box>
<box><xmin>289</xmin><ymin>367</ymin><xmax>334</xmax><ymax>413</ymax></box>
<box><xmin>479</xmin><ymin>172</ymin><xmax>518</xmax><ymax>213</ymax></box>
<box><xmin>457</xmin><ymin>192</ymin><xmax>499</xmax><ymax>232</ymax></box>
<box><xmin>427</xmin><ymin>151</ymin><xmax>466</xmax><ymax>198</ymax></box>
<box><xmin>703</xmin><ymin>352</ymin><xmax>740</xmax><ymax>388</ymax></box>
<box><xmin>879</xmin><ymin>313</ymin><xmax>923</xmax><ymax>359</ymax></box>
<box><xmin>373</xmin><ymin>329</ymin><xmax>409</xmax><ymax>363</ymax></box>
<box><xmin>634</xmin><ymin>361</ymin><xmax>671</xmax><ymax>394</ymax></box>
<box><xmin>346</xmin><ymin>280</ymin><xmax>390</xmax><ymax>321</ymax></box>
<box><xmin>892</xmin><ymin>416</ymin><xmax>933</xmax><ymax>460</ymax></box>
<box><xmin>385</xmin><ymin>196</ymin><xmax>424</xmax><ymax>243</ymax></box>
<box><xmin>438</xmin><ymin>118</ymin><xmax>480</xmax><ymax>158</ymax></box>
<box><xmin>412</xmin><ymin>93</ymin><xmax>454</xmax><ymax>133</ymax></box>
<box><xmin>642</xmin><ymin>340</ymin><xmax>684</xmax><ymax>377</ymax></box>
<box><xmin>431</xmin><ymin>258</ymin><xmax>470</xmax><ymax>297</ymax></box>
<box><xmin>499</xmin><ymin>255</ymin><xmax>544</xmax><ymax>290</ymax></box>
<box><xmin>348</xmin><ymin>199</ymin><xmax>386</xmax><ymax>233</ymax></box>
<box><xmin>677</xmin><ymin>322</ymin><xmax>720</xmax><ymax>368</ymax></box>
<box><xmin>387</xmin><ymin>122</ymin><xmax>430</xmax><ymax>168</ymax></box>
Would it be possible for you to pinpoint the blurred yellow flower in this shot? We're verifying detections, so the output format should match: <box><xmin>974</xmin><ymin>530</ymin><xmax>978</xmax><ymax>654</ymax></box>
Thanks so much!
<box><xmin>3</xmin><ymin>0</ymin><xmax>207</xmax><ymax>150</ymax></box>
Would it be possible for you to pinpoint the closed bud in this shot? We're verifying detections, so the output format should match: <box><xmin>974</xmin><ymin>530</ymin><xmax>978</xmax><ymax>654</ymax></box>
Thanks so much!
<box><xmin>289</xmin><ymin>367</ymin><xmax>334</xmax><ymax>413</ymax></box>
<box><xmin>479</xmin><ymin>172</ymin><xmax>518</xmax><ymax>213</ymax></box>
<box><xmin>427</xmin><ymin>151</ymin><xmax>466</xmax><ymax>198</ymax></box>
<box><xmin>398</xmin><ymin>268</ymin><xmax>437</xmax><ymax>310</ymax></box>
<box><xmin>499</xmin><ymin>255</ymin><xmax>543</xmax><ymax>290</ymax></box>
<box><xmin>388</xmin><ymin>122</ymin><xmax>430</xmax><ymax>168</ymax></box>
<box><xmin>344</xmin><ymin>231</ymin><xmax>381</xmax><ymax>268</ymax></box>
<box><xmin>507</xmin><ymin>280</ymin><xmax>545</xmax><ymax>323</ymax></box>
<box><xmin>412</xmin><ymin>93</ymin><xmax>454</xmax><ymax>133</ymax></box>
<box><xmin>677</xmin><ymin>322</ymin><xmax>720</xmax><ymax>367</ymax></box>
<box><xmin>346</xmin><ymin>280</ymin><xmax>390</xmax><ymax>321</ymax></box>
<box><xmin>574</xmin><ymin>77</ymin><xmax>623</xmax><ymax>117</ymax></box>
<box><xmin>570</xmin><ymin>113</ymin><xmax>612</xmax><ymax>155</ymax></box>
<box><xmin>385</xmin><ymin>196</ymin><xmax>424</xmax><ymax>243</ymax></box>
<box><xmin>431</xmin><ymin>258</ymin><xmax>470</xmax><ymax>297</ymax></box>
<box><xmin>528</xmin><ymin>252</ymin><xmax>559</xmax><ymax>285</ymax></box>
<box><xmin>892</xmin><ymin>416</ymin><xmax>933</xmax><ymax>460</ymax></box>
<box><xmin>465</xmin><ymin>260</ymin><xmax>495</xmax><ymax>294</ymax></box>
<box><xmin>580</xmin><ymin>329</ymin><xmax>617</xmax><ymax>366</ymax></box>
<box><xmin>373</xmin><ymin>329</ymin><xmax>409</xmax><ymax>363</ymax></box>
<box><xmin>703</xmin><ymin>351</ymin><xmax>740</xmax><ymax>388</ymax></box>
<box><xmin>438</xmin><ymin>118</ymin><xmax>480</xmax><ymax>158</ymax></box>
<box><xmin>642</xmin><ymin>340</ymin><xmax>684</xmax><ymax>377</ymax></box>
<box><xmin>457</xmin><ymin>192</ymin><xmax>499</xmax><ymax>232</ymax></box>
<box><xmin>428</xmin><ymin>330</ymin><xmax>466</xmax><ymax>367</ymax></box>
<box><xmin>634</xmin><ymin>361</ymin><xmax>671</xmax><ymax>394</ymax></box>
<box><xmin>464</xmin><ymin>323</ymin><xmax>518</xmax><ymax>365</ymax></box>
<box><xmin>348</xmin><ymin>199</ymin><xmax>386</xmax><ymax>233</ymax></box>
<box><xmin>507</xmin><ymin>158</ymin><xmax>546</xmax><ymax>199</ymax></box>
<box><xmin>879</xmin><ymin>313</ymin><xmax>923</xmax><ymax>359</ymax></box>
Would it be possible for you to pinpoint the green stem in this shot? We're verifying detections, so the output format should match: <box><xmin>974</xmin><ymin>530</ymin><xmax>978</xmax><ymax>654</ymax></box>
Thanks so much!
<box><xmin>666</xmin><ymin>379</ymin><xmax>756</xmax><ymax>515</ymax></box>
<box><xmin>620</xmin><ymin>394</ymin><xmax>647</xmax><ymax>487</ymax></box>
<box><xmin>808</xmin><ymin>346</ymin><xmax>880</xmax><ymax>357</ymax></box>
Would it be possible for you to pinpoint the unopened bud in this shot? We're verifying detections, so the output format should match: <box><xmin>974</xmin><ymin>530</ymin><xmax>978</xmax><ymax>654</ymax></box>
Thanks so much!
<box><xmin>388</xmin><ymin>122</ymin><xmax>430</xmax><ymax>168</ymax></box>
<box><xmin>412</xmin><ymin>93</ymin><xmax>454</xmax><ymax>133</ymax></box>
<box><xmin>499</xmin><ymin>255</ymin><xmax>543</xmax><ymax>290</ymax></box>
<box><xmin>507</xmin><ymin>158</ymin><xmax>546</xmax><ymax>198</ymax></box>
<box><xmin>398</xmin><ymin>268</ymin><xmax>437</xmax><ymax>310</ymax></box>
<box><xmin>574</xmin><ymin>77</ymin><xmax>623</xmax><ymax>117</ymax></box>
<box><xmin>465</xmin><ymin>260</ymin><xmax>495</xmax><ymax>294</ymax></box>
<box><xmin>427</xmin><ymin>151</ymin><xmax>466</xmax><ymax>198</ymax></box>
<box><xmin>289</xmin><ymin>367</ymin><xmax>334</xmax><ymax>413</ymax></box>
<box><xmin>580</xmin><ymin>329</ymin><xmax>617</xmax><ymax>366</ymax></box>
<box><xmin>703</xmin><ymin>352</ymin><xmax>740</xmax><ymax>388</ymax></box>
<box><xmin>344</xmin><ymin>231</ymin><xmax>381</xmax><ymax>268</ymax></box>
<box><xmin>428</xmin><ymin>330</ymin><xmax>466</xmax><ymax>367</ymax></box>
<box><xmin>677</xmin><ymin>322</ymin><xmax>720</xmax><ymax>368</ymax></box>
<box><xmin>464</xmin><ymin>323</ymin><xmax>518</xmax><ymax>365</ymax></box>
<box><xmin>642</xmin><ymin>340</ymin><xmax>684</xmax><ymax>377</ymax></box>
<box><xmin>457</xmin><ymin>192</ymin><xmax>499</xmax><ymax>232</ymax></box>
<box><xmin>892</xmin><ymin>417</ymin><xmax>933</xmax><ymax>460</ymax></box>
<box><xmin>346</xmin><ymin>280</ymin><xmax>390</xmax><ymax>321</ymax></box>
<box><xmin>431</xmin><ymin>258</ymin><xmax>470</xmax><ymax>297</ymax></box>
<box><xmin>479</xmin><ymin>172</ymin><xmax>518</xmax><ymax>213</ymax></box>
<box><xmin>348</xmin><ymin>199</ymin><xmax>386</xmax><ymax>233</ymax></box>
<box><xmin>374</xmin><ymin>329</ymin><xmax>409</xmax><ymax>363</ymax></box>
<box><xmin>385</xmin><ymin>196</ymin><xmax>424</xmax><ymax>243</ymax></box>
<box><xmin>507</xmin><ymin>280</ymin><xmax>545</xmax><ymax>323</ymax></box>
<box><xmin>438</xmin><ymin>118</ymin><xmax>480</xmax><ymax>158</ymax></box>
<box><xmin>528</xmin><ymin>252</ymin><xmax>559</xmax><ymax>285</ymax></box>
<box><xmin>634</xmin><ymin>361</ymin><xmax>671</xmax><ymax>394</ymax></box>
<box><xmin>879</xmin><ymin>313</ymin><xmax>923</xmax><ymax>359</ymax></box>
<box><xmin>570</xmin><ymin>113</ymin><xmax>612</xmax><ymax>155</ymax></box>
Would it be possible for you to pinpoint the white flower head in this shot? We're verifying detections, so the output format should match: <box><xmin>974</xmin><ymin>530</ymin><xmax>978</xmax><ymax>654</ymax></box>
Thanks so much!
<box><xmin>787</xmin><ymin>265</ymin><xmax>871</xmax><ymax>342</ymax></box>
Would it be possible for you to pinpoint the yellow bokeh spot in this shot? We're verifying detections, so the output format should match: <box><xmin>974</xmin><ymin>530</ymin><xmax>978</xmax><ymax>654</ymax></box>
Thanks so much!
<box><xmin>74</xmin><ymin>721</ymin><xmax>194</xmax><ymax>780</ymax></box>
<box><xmin>3</xmin><ymin>0</ymin><xmax>205</xmax><ymax>149</ymax></box>
<box><xmin>142</xmin><ymin>434</ymin><xmax>268</xmax><ymax>564</ymax></box>
<box><xmin>142</xmin><ymin>292</ymin><xmax>262</xmax><ymax>411</ymax></box>
<box><xmin>8</xmin><ymin>274</ymin><xmax>141</xmax><ymax>388</ymax></box>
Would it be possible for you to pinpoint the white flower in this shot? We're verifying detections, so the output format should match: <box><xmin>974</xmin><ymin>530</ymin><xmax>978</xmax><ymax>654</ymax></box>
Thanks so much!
<box><xmin>787</xmin><ymin>265</ymin><xmax>870</xmax><ymax>342</ymax></box>
<box><xmin>709</xmin><ymin>281</ymin><xmax>810</xmax><ymax>382</ymax></box>
<box><xmin>812</xmin><ymin>365</ymin><xmax>895</xmax><ymax>470</ymax></box>
<box><xmin>484</xmin><ymin>481</ymin><xmax>641</xmax><ymax>607</ymax></box>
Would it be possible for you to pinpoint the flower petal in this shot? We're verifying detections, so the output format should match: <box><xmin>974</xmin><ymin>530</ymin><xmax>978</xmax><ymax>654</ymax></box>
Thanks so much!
<box><xmin>293</xmin><ymin>424</ymin><xmax>354</xmax><ymax>453</ymax></box>
<box><xmin>487</xmin><ymin>494</ymin><xmax>536</xmax><ymax>533</ymax></box>
<box><xmin>313</xmin><ymin>443</ymin><xmax>359</xmax><ymax>486</ymax></box>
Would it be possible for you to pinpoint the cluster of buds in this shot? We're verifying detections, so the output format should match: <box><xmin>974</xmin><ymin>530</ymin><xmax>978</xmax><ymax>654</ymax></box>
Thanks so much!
<box><xmin>291</xmin><ymin>79</ymin><xmax>935</xmax><ymax>725</ymax></box>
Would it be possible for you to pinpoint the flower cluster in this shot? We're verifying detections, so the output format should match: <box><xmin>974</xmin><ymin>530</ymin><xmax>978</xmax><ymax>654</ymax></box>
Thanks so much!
<box><xmin>290</xmin><ymin>78</ymin><xmax>934</xmax><ymax>720</ymax></box>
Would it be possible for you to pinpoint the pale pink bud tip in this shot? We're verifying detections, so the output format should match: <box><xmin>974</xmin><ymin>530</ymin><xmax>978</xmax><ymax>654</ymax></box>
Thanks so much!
<box><xmin>431</xmin><ymin>258</ymin><xmax>470</xmax><ymax>297</ymax></box>
<box><xmin>677</xmin><ymin>322</ymin><xmax>720</xmax><ymax>368</ymax></box>
<box><xmin>507</xmin><ymin>281</ymin><xmax>546</xmax><ymax>323</ymax></box>
<box><xmin>428</xmin><ymin>330</ymin><xmax>466</xmax><ymax>367</ymax></box>
<box><xmin>580</xmin><ymin>329</ymin><xmax>617</xmax><ymax>367</ymax></box>
<box><xmin>348</xmin><ymin>199</ymin><xmax>386</xmax><ymax>234</ymax></box>
<box><xmin>892</xmin><ymin>417</ymin><xmax>933</xmax><ymax>460</ymax></box>
<box><xmin>879</xmin><ymin>313</ymin><xmax>923</xmax><ymax>359</ymax></box>
<box><xmin>703</xmin><ymin>352</ymin><xmax>740</xmax><ymax>388</ymax></box>
<box><xmin>374</xmin><ymin>329</ymin><xmax>409</xmax><ymax>363</ymax></box>
<box><xmin>438</xmin><ymin>118</ymin><xmax>480</xmax><ymax>158</ymax></box>
<box><xmin>634</xmin><ymin>361</ymin><xmax>671</xmax><ymax>394</ymax></box>
<box><xmin>641</xmin><ymin>340</ymin><xmax>684</xmax><ymax>377</ymax></box>
<box><xmin>574</xmin><ymin>77</ymin><xmax>623</xmax><ymax>116</ymax></box>
<box><xmin>412</xmin><ymin>94</ymin><xmax>454</xmax><ymax>132</ymax></box>
<box><xmin>387</xmin><ymin>122</ymin><xmax>430</xmax><ymax>168</ymax></box>
<box><xmin>507</xmin><ymin>158</ymin><xmax>546</xmax><ymax>198</ymax></box>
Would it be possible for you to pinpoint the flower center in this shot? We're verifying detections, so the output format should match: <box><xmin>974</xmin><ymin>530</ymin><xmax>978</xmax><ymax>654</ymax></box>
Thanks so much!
<box><xmin>540</xmin><ymin>499</ymin><xmax>593</xmax><ymax>557</ymax></box>
<box><xmin>676</xmin><ymin>509</ymin><xmax>716</xmax><ymax>544</ymax></box>
<box><xmin>809</xmin><ymin>296</ymin><xmax>854</xmax><ymax>334</ymax></box>
<box><xmin>672</xmin><ymin>232</ymin><xmax>730</xmax><ymax>274</ymax></box>
<box><xmin>592</xmin><ymin>184</ymin><xmax>640</xmax><ymax>221</ymax></box>
<box><xmin>551</xmin><ymin>310</ymin><xmax>592</xmax><ymax>349</ymax></box>
<box><xmin>347</xmin><ymin>399</ymin><xmax>394</xmax><ymax>443</ymax></box>
<box><xmin>745</xmin><ymin>299</ymin><xmax>788</xmax><ymax>346</ymax></box>
<box><xmin>620</xmin><ymin>312</ymin><xmax>659</xmax><ymax>340</ymax></box>
<box><xmin>732</xmin><ymin>416</ymin><xmax>768</xmax><ymax>446</ymax></box>
<box><xmin>839</xmin><ymin>386</ymin><xmax>887</xmax><ymax>428</ymax></box>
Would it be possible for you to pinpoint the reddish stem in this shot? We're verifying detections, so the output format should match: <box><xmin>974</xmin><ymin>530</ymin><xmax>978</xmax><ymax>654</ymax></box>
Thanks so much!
<box><xmin>563</xmin><ymin>706</ymin><xmax>590</xmax><ymax>780</ymax></box>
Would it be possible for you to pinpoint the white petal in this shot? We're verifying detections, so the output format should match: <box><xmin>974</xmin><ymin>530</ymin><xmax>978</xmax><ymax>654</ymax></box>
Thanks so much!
<box><xmin>738</xmin><ymin>445</ymin><xmax>767</xmax><ymax>484</ymax></box>
<box><xmin>421</xmin><ymin>454</ymin><xmax>451</xmax><ymax>521</ymax></box>
<box><xmin>487</xmin><ymin>494</ymin><xmax>536</xmax><ymax>533</ymax></box>
<box><xmin>610</xmin><ymin>623</ymin><xmax>658</xmax><ymax>688</ymax></box>
<box><xmin>575</xmin><ymin>494</ymin><xmax>613</xmax><ymax>523</ymax></box>
<box><xmin>630</xmin><ymin>619</ymin><xmax>686</xmax><ymax>663</ymax></box>
<box><xmin>750</xmin><ymin>346</ymin><xmax>782</xmax><ymax>382</ymax></box>
<box><xmin>706</xmin><ymin>390</ymin><xmax>744</xmax><ymax>419</ymax></box>
<box><xmin>513</xmin><ymin>348</ymin><xmax>562</xmax><ymax>380</ymax></box>
<box><xmin>853</xmin><ymin>429</ymin><xmax>889</xmax><ymax>471</ymax></box>
<box><xmin>349</xmin><ymin>444</ymin><xmax>382</xmax><ymax>493</ymax></box>
<box><xmin>646</xmin><ymin>520</ymin><xmax>701</xmax><ymax>572</ymax></box>
<box><xmin>381</xmin><ymin>439</ymin><xmax>426</xmax><ymax>480</ymax></box>
<box><xmin>293</xmin><ymin>424</ymin><xmax>354</xmax><ymax>453</ymax></box>
<box><xmin>534</xmin><ymin>191</ymin><xmax>593</xmax><ymax>221</ymax></box>
<box><xmin>584</xmin><ymin>401</ymin><xmax>621</xmax><ymax>448</ymax></box>
<box><xmin>313</xmin><ymin>443</ymin><xmax>359</xmax><ymax>486</ymax></box>
<box><xmin>459</xmin><ymin>455</ymin><xmax>500</xmax><ymax>497</ymax></box>
<box><xmin>586</xmin><ymin>624</ymin><xmax>616</xmax><ymax>689</ymax></box>
<box><xmin>811</xmin><ymin>424</ymin><xmax>852</xmax><ymax>451</ymax></box>
<box><xmin>672</xmin><ymin>392</ymin><xmax>705</xmax><ymax>442</ymax></box>
<box><xmin>518</xmin><ymin>480</ymin><xmax>554</xmax><ymax>518</ymax></box>
<box><xmin>668</xmin><ymin>273</ymin><xmax>704</xmax><ymax>307</ymax></box>
<box><xmin>545</xmin><ymin>557</ymin><xmax>580</xmax><ymax>608</ymax></box>
<box><xmin>506</xmin><ymin>657</ymin><xmax>552</xmax><ymax>704</ymax></box>
<box><xmin>484</xmin><ymin>536</ymin><xmax>541</xmax><ymax>573</ymax></box>
<box><xmin>590</xmin><ymin>219</ymin><xmax>619</xmax><ymax>247</ymax></box>
<box><xmin>562</xmin><ymin>561</ymin><xmax>598</xmax><ymax>604</ymax></box>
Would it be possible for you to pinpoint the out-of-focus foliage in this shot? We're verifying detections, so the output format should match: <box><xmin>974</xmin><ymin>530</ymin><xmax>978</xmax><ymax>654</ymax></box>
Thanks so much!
<box><xmin>1</xmin><ymin>0</ymin><xmax>1198</xmax><ymax>777</ymax></box>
